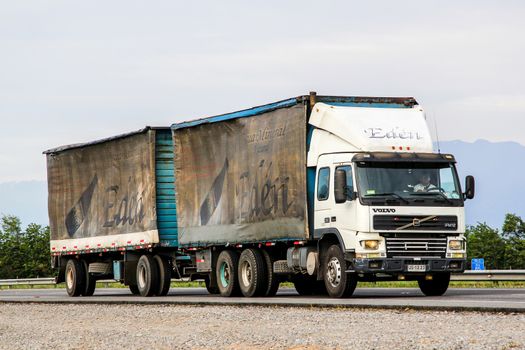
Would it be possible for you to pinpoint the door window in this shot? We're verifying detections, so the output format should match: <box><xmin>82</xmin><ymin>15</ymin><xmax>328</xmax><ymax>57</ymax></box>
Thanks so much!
<box><xmin>317</xmin><ymin>167</ymin><xmax>330</xmax><ymax>201</ymax></box>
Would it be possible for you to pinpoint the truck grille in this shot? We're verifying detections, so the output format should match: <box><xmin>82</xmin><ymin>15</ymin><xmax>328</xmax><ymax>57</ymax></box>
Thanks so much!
<box><xmin>383</xmin><ymin>235</ymin><xmax>447</xmax><ymax>258</ymax></box>
<box><xmin>373</xmin><ymin>215</ymin><xmax>457</xmax><ymax>231</ymax></box>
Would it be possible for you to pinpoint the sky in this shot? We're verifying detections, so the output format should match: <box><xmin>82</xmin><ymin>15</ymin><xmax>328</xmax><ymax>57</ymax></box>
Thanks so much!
<box><xmin>1</xmin><ymin>1</ymin><xmax>524</xmax><ymax>182</ymax></box>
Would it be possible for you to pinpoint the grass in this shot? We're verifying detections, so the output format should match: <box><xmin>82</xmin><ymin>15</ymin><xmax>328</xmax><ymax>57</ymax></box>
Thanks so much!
<box><xmin>1</xmin><ymin>280</ymin><xmax>524</xmax><ymax>290</ymax></box>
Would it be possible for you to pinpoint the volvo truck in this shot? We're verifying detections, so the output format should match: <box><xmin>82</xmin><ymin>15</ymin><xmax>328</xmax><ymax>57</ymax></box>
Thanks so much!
<box><xmin>45</xmin><ymin>92</ymin><xmax>474</xmax><ymax>298</ymax></box>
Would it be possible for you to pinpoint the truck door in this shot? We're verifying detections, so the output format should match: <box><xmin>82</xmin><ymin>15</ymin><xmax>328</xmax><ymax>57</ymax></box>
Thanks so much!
<box><xmin>314</xmin><ymin>155</ymin><xmax>333</xmax><ymax>229</ymax></box>
<box><xmin>332</xmin><ymin>163</ymin><xmax>357</xmax><ymax>229</ymax></box>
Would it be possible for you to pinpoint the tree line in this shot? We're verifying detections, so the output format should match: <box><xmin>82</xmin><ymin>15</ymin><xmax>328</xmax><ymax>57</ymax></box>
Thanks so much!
<box><xmin>0</xmin><ymin>213</ymin><xmax>523</xmax><ymax>279</ymax></box>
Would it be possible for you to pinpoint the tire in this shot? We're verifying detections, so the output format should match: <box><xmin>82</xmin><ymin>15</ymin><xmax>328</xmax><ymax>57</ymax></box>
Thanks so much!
<box><xmin>136</xmin><ymin>255</ymin><xmax>159</xmax><ymax>297</ymax></box>
<box><xmin>238</xmin><ymin>248</ymin><xmax>266</xmax><ymax>297</ymax></box>
<box><xmin>323</xmin><ymin>244</ymin><xmax>357</xmax><ymax>298</ymax></box>
<box><xmin>204</xmin><ymin>275</ymin><xmax>220</xmax><ymax>294</ymax></box>
<box><xmin>81</xmin><ymin>260</ymin><xmax>96</xmax><ymax>296</ymax></box>
<box><xmin>65</xmin><ymin>259</ymin><xmax>85</xmax><ymax>297</ymax></box>
<box><xmin>153</xmin><ymin>255</ymin><xmax>172</xmax><ymax>296</ymax></box>
<box><xmin>129</xmin><ymin>284</ymin><xmax>140</xmax><ymax>295</ymax></box>
<box><xmin>418</xmin><ymin>273</ymin><xmax>450</xmax><ymax>296</ymax></box>
<box><xmin>292</xmin><ymin>275</ymin><xmax>327</xmax><ymax>296</ymax></box>
<box><xmin>216</xmin><ymin>250</ymin><xmax>241</xmax><ymax>297</ymax></box>
<box><xmin>261</xmin><ymin>249</ymin><xmax>280</xmax><ymax>297</ymax></box>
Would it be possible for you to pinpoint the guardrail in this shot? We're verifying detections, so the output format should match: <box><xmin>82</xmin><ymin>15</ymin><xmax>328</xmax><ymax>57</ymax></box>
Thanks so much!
<box><xmin>0</xmin><ymin>270</ymin><xmax>524</xmax><ymax>288</ymax></box>
<box><xmin>450</xmin><ymin>270</ymin><xmax>525</xmax><ymax>281</ymax></box>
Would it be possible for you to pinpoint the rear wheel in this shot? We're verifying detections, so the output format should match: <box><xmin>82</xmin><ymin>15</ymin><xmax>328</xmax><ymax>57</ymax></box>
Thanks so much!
<box><xmin>65</xmin><ymin>259</ymin><xmax>85</xmax><ymax>297</ymax></box>
<box><xmin>418</xmin><ymin>273</ymin><xmax>450</xmax><ymax>296</ymax></box>
<box><xmin>238</xmin><ymin>249</ymin><xmax>266</xmax><ymax>297</ymax></box>
<box><xmin>216</xmin><ymin>250</ymin><xmax>241</xmax><ymax>297</ymax></box>
<box><xmin>261</xmin><ymin>249</ymin><xmax>280</xmax><ymax>297</ymax></box>
<box><xmin>153</xmin><ymin>255</ymin><xmax>172</xmax><ymax>296</ymax></box>
<box><xmin>81</xmin><ymin>260</ymin><xmax>96</xmax><ymax>296</ymax></box>
<box><xmin>323</xmin><ymin>245</ymin><xmax>357</xmax><ymax>298</ymax></box>
<box><xmin>136</xmin><ymin>255</ymin><xmax>159</xmax><ymax>297</ymax></box>
<box><xmin>204</xmin><ymin>275</ymin><xmax>220</xmax><ymax>294</ymax></box>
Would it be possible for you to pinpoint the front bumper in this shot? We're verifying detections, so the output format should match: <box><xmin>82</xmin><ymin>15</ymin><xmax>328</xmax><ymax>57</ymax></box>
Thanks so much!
<box><xmin>352</xmin><ymin>258</ymin><xmax>465</xmax><ymax>274</ymax></box>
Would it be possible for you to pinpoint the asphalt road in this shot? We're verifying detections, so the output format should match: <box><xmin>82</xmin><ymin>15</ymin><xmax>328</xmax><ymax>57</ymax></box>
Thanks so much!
<box><xmin>1</xmin><ymin>287</ymin><xmax>524</xmax><ymax>312</ymax></box>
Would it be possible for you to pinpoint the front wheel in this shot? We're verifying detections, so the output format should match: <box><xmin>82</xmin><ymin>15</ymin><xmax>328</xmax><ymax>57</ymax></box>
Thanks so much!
<box><xmin>418</xmin><ymin>273</ymin><xmax>450</xmax><ymax>296</ymax></box>
<box><xmin>323</xmin><ymin>245</ymin><xmax>357</xmax><ymax>298</ymax></box>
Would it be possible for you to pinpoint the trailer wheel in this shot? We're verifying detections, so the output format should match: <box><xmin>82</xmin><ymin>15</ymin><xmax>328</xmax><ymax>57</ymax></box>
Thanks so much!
<box><xmin>65</xmin><ymin>259</ymin><xmax>85</xmax><ymax>297</ymax></box>
<box><xmin>292</xmin><ymin>275</ymin><xmax>326</xmax><ymax>296</ymax></box>
<box><xmin>418</xmin><ymin>273</ymin><xmax>450</xmax><ymax>296</ymax></box>
<box><xmin>216</xmin><ymin>250</ymin><xmax>241</xmax><ymax>297</ymax></box>
<box><xmin>136</xmin><ymin>255</ymin><xmax>159</xmax><ymax>297</ymax></box>
<box><xmin>323</xmin><ymin>244</ymin><xmax>357</xmax><ymax>298</ymax></box>
<box><xmin>261</xmin><ymin>249</ymin><xmax>280</xmax><ymax>297</ymax></box>
<box><xmin>129</xmin><ymin>284</ymin><xmax>140</xmax><ymax>295</ymax></box>
<box><xmin>204</xmin><ymin>275</ymin><xmax>220</xmax><ymax>294</ymax></box>
<box><xmin>153</xmin><ymin>255</ymin><xmax>171</xmax><ymax>296</ymax></box>
<box><xmin>81</xmin><ymin>260</ymin><xmax>96</xmax><ymax>296</ymax></box>
<box><xmin>238</xmin><ymin>248</ymin><xmax>266</xmax><ymax>297</ymax></box>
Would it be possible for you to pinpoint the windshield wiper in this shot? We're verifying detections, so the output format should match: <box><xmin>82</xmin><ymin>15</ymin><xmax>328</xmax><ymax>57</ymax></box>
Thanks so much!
<box><xmin>410</xmin><ymin>192</ymin><xmax>453</xmax><ymax>204</ymax></box>
<box><xmin>364</xmin><ymin>192</ymin><xmax>409</xmax><ymax>204</ymax></box>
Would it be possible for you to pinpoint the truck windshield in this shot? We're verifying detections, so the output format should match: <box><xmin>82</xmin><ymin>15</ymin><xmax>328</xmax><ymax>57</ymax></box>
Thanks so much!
<box><xmin>355</xmin><ymin>161</ymin><xmax>462</xmax><ymax>206</ymax></box>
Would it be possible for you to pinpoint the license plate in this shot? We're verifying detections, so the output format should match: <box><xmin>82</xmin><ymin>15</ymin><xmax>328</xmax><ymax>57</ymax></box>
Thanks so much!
<box><xmin>407</xmin><ymin>264</ymin><xmax>427</xmax><ymax>272</ymax></box>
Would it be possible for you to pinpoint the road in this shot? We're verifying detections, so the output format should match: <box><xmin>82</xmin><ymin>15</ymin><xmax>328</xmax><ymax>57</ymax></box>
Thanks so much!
<box><xmin>1</xmin><ymin>287</ymin><xmax>524</xmax><ymax>312</ymax></box>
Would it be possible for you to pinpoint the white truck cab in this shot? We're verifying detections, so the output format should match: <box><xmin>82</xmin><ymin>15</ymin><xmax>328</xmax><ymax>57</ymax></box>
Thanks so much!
<box><xmin>306</xmin><ymin>100</ymin><xmax>474</xmax><ymax>296</ymax></box>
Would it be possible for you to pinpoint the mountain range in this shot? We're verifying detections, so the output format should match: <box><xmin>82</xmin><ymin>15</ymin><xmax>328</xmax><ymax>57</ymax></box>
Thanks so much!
<box><xmin>0</xmin><ymin>140</ymin><xmax>522</xmax><ymax>230</ymax></box>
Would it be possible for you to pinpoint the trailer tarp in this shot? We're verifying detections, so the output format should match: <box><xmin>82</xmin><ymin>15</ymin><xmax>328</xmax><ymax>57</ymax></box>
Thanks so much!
<box><xmin>47</xmin><ymin>131</ymin><xmax>158</xmax><ymax>245</ymax></box>
<box><xmin>173</xmin><ymin>104</ymin><xmax>308</xmax><ymax>245</ymax></box>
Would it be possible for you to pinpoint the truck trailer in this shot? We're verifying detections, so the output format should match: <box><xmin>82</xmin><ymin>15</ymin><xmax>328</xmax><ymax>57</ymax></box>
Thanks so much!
<box><xmin>45</xmin><ymin>92</ymin><xmax>475</xmax><ymax>298</ymax></box>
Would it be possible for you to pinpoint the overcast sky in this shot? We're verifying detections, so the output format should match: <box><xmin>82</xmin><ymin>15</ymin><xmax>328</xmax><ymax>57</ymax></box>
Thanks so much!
<box><xmin>1</xmin><ymin>1</ymin><xmax>524</xmax><ymax>182</ymax></box>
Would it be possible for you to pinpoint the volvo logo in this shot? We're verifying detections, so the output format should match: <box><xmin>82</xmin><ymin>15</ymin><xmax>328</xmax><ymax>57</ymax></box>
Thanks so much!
<box><xmin>373</xmin><ymin>208</ymin><xmax>396</xmax><ymax>213</ymax></box>
<box><xmin>413</xmin><ymin>218</ymin><xmax>421</xmax><ymax>227</ymax></box>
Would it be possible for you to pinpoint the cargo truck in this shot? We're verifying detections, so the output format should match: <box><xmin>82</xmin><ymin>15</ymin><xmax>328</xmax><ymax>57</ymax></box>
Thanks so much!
<box><xmin>45</xmin><ymin>92</ymin><xmax>475</xmax><ymax>298</ymax></box>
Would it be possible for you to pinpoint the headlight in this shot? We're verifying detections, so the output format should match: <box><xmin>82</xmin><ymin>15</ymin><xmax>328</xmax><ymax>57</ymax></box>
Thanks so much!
<box><xmin>361</xmin><ymin>240</ymin><xmax>379</xmax><ymax>250</ymax></box>
<box><xmin>448</xmin><ymin>240</ymin><xmax>464</xmax><ymax>250</ymax></box>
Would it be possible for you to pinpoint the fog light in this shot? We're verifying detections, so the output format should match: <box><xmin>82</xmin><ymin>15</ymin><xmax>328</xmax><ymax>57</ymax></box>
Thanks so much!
<box><xmin>449</xmin><ymin>262</ymin><xmax>461</xmax><ymax>269</ymax></box>
<box><xmin>369</xmin><ymin>261</ymin><xmax>382</xmax><ymax>269</ymax></box>
<box><xmin>361</xmin><ymin>240</ymin><xmax>379</xmax><ymax>250</ymax></box>
<box><xmin>451</xmin><ymin>253</ymin><xmax>465</xmax><ymax>258</ymax></box>
<box><xmin>448</xmin><ymin>240</ymin><xmax>464</xmax><ymax>250</ymax></box>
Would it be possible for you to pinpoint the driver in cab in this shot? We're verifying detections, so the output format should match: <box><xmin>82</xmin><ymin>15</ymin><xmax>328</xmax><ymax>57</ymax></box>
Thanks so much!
<box><xmin>414</xmin><ymin>173</ymin><xmax>437</xmax><ymax>192</ymax></box>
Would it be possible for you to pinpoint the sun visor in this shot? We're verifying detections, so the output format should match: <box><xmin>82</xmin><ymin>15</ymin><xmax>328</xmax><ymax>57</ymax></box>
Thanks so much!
<box><xmin>308</xmin><ymin>103</ymin><xmax>433</xmax><ymax>153</ymax></box>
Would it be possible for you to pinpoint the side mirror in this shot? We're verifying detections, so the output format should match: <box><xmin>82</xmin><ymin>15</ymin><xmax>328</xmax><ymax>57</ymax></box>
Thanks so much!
<box><xmin>334</xmin><ymin>169</ymin><xmax>347</xmax><ymax>204</ymax></box>
<box><xmin>464</xmin><ymin>175</ymin><xmax>475</xmax><ymax>199</ymax></box>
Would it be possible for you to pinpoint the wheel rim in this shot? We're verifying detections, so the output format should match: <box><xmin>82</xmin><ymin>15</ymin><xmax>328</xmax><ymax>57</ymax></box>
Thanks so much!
<box><xmin>66</xmin><ymin>266</ymin><xmax>74</xmax><ymax>289</ymax></box>
<box><xmin>138</xmin><ymin>264</ymin><xmax>147</xmax><ymax>288</ymax></box>
<box><xmin>240</xmin><ymin>260</ymin><xmax>252</xmax><ymax>287</ymax></box>
<box><xmin>220</xmin><ymin>262</ymin><xmax>230</xmax><ymax>288</ymax></box>
<box><xmin>326</xmin><ymin>257</ymin><xmax>342</xmax><ymax>288</ymax></box>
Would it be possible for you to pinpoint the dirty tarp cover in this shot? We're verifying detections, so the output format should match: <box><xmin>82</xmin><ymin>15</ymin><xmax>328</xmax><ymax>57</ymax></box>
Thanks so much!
<box><xmin>173</xmin><ymin>104</ymin><xmax>308</xmax><ymax>245</ymax></box>
<box><xmin>47</xmin><ymin>131</ymin><xmax>157</xmax><ymax>241</ymax></box>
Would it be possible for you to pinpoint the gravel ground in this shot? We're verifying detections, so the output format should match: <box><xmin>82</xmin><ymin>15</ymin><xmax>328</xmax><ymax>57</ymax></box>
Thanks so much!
<box><xmin>0</xmin><ymin>304</ymin><xmax>524</xmax><ymax>350</ymax></box>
